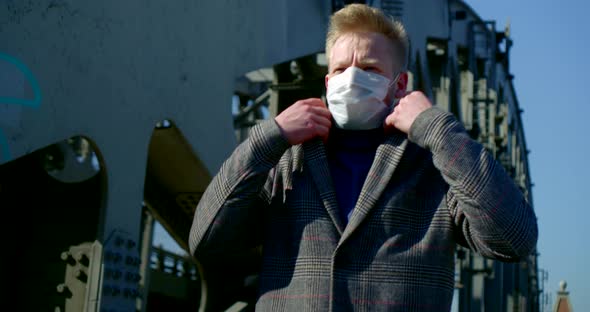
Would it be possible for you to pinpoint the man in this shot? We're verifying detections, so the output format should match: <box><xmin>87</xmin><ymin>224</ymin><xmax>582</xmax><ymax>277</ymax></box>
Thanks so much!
<box><xmin>189</xmin><ymin>4</ymin><xmax>537</xmax><ymax>311</ymax></box>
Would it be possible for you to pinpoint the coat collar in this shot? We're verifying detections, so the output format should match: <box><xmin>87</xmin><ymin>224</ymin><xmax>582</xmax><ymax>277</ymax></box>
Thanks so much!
<box><xmin>302</xmin><ymin>131</ymin><xmax>409</xmax><ymax>239</ymax></box>
<box><xmin>303</xmin><ymin>138</ymin><xmax>346</xmax><ymax>235</ymax></box>
<box><xmin>340</xmin><ymin>132</ymin><xmax>408</xmax><ymax>244</ymax></box>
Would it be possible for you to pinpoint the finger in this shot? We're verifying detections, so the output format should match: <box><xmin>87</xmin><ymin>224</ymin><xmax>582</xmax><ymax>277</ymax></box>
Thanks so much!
<box><xmin>383</xmin><ymin>114</ymin><xmax>401</xmax><ymax>135</ymax></box>
<box><xmin>299</xmin><ymin>98</ymin><xmax>327</xmax><ymax>108</ymax></box>
<box><xmin>398</xmin><ymin>91</ymin><xmax>412</xmax><ymax>102</ymax></box>
<box><xmin>314</xmin><ymin>123</ymin><xmax>330</xmax><ymax>138</ymax></box>
<box><xmin>309</xmin><ymin>106</ymin><xmax>332</xmax><ymax>120</ymax></box>
<box><xmin>320</xmin><ymin>129</ymin><xmax>330</xmax><ymax>144</ymax></box>
<box><xmin>384</xmin><ymin>112</ymin><xmax>397</xmax><ymax>128</ymax></box>
<box><xmin>395</xmin><ymin>89</ymin><xmax>411</xmax><ymax>100</ymax></box>
<box><xmin>310</xmin><ymin>114</ymin><xmax>332</xmax><ymax>129</ymax></box>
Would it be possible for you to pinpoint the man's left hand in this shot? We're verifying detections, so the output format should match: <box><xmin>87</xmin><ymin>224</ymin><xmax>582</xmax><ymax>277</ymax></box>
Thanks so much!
<box><xmin>384</xmin><ymin>91</ymin><xmax>432</xmax><ymax>134</ymax></box>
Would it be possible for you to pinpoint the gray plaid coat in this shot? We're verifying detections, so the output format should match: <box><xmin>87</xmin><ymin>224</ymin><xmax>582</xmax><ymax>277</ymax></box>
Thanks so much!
<box><xmin>189</xmin><ymin>107</ymin><xmax>538</xmax><ymax>311</ymax></box>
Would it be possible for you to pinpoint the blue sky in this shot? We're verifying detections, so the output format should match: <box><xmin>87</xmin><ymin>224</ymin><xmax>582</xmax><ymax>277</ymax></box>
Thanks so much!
<box><xmin>467</xmin><ymin>0</ymin><xmax>590</xmax><ymax>310</ymax></box>
<box><xmin>156</xmin><ymin>0</ymin><xmax>590</xmax><ymax>310</ymax></box>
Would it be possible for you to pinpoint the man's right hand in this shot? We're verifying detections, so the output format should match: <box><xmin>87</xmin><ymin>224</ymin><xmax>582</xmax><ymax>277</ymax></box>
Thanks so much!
<box><xmin>274</xmin><ymin>98</ymin><xmax>332</xmax><ymax>145</ymax></box>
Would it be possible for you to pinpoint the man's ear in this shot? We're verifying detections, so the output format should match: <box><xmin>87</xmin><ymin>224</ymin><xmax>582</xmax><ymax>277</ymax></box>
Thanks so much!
<box><xmin>325</xmin><ymin>74</ymin><xmax>330</xmax><ymax>90</ymax></box>
<box><xmin>394</xmin><ymin>72</ymin><xmax>409</xmax><ymax>98</ymax></box>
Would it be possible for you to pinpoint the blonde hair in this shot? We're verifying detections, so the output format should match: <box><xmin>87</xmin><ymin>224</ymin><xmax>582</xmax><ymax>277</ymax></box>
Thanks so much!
<box><xmin>326</xmin><ymin>4</ymin><xmax>409</xmax><ymax>70</ymax></box>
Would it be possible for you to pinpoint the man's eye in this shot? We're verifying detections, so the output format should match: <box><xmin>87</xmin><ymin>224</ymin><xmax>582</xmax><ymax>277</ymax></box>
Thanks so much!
<box><xmin>365</xmin><ymin>66</ymin><xmax>380</xmax><ymax>72</ymax></box>
<box><xmin>333</xmin><ymin>68</ymin><xmax>344</xmax><ymax>74</ymax></box>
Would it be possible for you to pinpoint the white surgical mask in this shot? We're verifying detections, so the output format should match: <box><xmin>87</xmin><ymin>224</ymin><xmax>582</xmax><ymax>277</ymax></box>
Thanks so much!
<box><xmin>327</xmin><ymin>67</ymin><xmax>398</xmax><ymax>130</ymax></box>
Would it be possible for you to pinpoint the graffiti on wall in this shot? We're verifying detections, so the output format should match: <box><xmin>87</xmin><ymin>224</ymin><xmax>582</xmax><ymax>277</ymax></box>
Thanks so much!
<box><xmin>0</xmin><ymin>52</ymin><xmax>42</xmax><ymax>162</ymax></box>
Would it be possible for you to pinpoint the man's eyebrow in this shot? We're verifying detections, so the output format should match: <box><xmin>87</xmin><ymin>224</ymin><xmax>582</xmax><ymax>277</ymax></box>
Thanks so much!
<box><xmin>358</xmin><ymin>58</ymin><xmax>380</xmax><ymax>66</ymax></box>
<box><xmin>331</xmin><ymin>60</ymin><xmax>350</xmax><ymax>68</ymax></box>
<box><xmin>332</xmin><ymin>58</ymin><xmax>381</xmax><ymax>69</ymax></box>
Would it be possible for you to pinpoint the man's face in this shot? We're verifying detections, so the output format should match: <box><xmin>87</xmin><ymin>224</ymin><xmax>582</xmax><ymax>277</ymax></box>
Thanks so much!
<box><xmin>325</xmin><ymin>32</ymin><xmax>407</xmax><ymax>103</ymax></box>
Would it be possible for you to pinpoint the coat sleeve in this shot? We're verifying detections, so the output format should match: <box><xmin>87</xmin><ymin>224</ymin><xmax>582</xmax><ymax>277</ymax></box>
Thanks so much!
<box><xmin>408</xmin><ymin>107</ymin><xmax>538</xmax><ymax>261</ymax></box>
<box><xmin>188</xmin><ymin>119</ymin><xmax>291</xmax><ymax>258</ymax></box>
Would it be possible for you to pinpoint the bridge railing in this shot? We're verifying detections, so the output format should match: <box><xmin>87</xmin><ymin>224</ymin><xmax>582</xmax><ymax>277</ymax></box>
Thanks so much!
<box><xmin>150</xmin><ymin>246</ymin><xmax>199</xmax><ymax>281</ymax></box>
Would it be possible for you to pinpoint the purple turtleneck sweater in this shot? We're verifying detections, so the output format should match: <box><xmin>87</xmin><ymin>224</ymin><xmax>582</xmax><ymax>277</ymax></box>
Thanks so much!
<box><xmin>326</xmin><ymin>126</ymin><xmax>385</xmax><ymax>224</ymax></box>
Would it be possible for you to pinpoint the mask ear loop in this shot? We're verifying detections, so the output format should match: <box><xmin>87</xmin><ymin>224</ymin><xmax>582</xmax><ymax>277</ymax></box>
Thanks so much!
<box><xmin>388</xmin><ymin>72</ymin><xmax>401</xmax><ymax>89</ymax></box>
<box><xmin>388</xmin><ymin>72</ymin><xmax>402</xmax><ymax>109</ymax></box>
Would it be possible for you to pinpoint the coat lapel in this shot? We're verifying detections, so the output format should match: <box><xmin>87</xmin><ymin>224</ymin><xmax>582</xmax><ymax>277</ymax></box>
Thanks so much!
<box><xmin>338</xmin><ymin>132</ymin><xmax>409</xmax><ymax>245</ymax></box>
<box><xmin>302</xmin><ymin>138</ymin><xmax>345</xmax><ymax>235</ymax></box>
